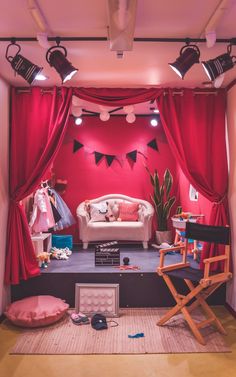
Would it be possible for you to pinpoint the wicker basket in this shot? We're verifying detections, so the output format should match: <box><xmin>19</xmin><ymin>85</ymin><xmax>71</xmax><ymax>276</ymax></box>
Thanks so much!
<box><xmin>171</xmin><ymin>217</ymin><xmax>197</xmax><ymax>230</ymax></box>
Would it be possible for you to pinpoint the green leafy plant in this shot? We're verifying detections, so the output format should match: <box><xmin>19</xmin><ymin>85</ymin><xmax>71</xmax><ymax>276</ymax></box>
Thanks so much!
<box><xmin>146</xmin><ymin>167</ymin><xmax>176</xmax><ymax>231</ymax></box>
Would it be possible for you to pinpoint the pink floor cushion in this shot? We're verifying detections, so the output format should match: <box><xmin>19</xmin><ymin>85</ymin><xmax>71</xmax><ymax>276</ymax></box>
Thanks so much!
<box><xmin>5</xmin><ymin>295</ymin><xmax>69</xmax><ymax>327</ymax></box>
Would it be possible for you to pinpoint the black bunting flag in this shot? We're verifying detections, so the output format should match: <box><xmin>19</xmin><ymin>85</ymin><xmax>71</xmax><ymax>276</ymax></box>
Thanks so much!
<box><xmin>73</xmin><ymin>139</ymin><xmax>84</xmax><ymax>153</ymax></box>
<box><xmin>147</xmin><ymin>138</ymin><xmax>158</xmax><ymax>151</ymax></box>
<box><xmin>94</xmin><ymin>151</ymin><xmax>104</xmax><ymax>164</ymax></box>
<box><xmin>126</xmin><ymin>150</ymin><xmax>137</xmax><ymax>162</ymax></box>
<box><xmin>105</xmin><ymin>154</ymin><xmax>115</xmax><ymax>166</ymax></box>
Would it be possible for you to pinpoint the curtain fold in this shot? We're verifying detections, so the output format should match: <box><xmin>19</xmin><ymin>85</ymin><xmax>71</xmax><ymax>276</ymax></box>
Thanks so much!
<box><xmin>157</xmin><ymin>88</ymin><xmax>228</xmax><ymax>270</ymax></box>
<box><xmin>5</xmin><ymin>87</ymin><xmax>72</xmax><ymax>285</ymax></box>
<box><xmin>73</xmin><ymin>87</ymin><xmax>163</xmax><ymax>106</ymax></box>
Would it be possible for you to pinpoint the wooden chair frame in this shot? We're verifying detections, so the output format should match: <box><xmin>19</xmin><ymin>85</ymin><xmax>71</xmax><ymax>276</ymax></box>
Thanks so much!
<box><xmin>157</xmin><ymin>224</ymin><xmax>232</xmax><ymax>345</ymax></box>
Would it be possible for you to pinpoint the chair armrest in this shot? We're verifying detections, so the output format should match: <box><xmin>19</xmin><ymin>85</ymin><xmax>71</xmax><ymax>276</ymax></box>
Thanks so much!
<box><xmin>203</xmin><ymin>254</ymin><xmax>228</xmax><ymax>280</ymax></box>
<box><xmin>159</xmin><ymin>245</ymin><xmax>185</xmax><ymax>254</ymax></box>
<box><xmin>158</xmin><ymin>245</ymin><xmax>188</xmax><ymax>272</ymax></box>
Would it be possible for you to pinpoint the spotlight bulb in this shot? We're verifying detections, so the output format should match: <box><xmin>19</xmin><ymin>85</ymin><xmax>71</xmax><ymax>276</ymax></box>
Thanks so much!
<box><xmin>46</xmin><ymin>45</ymin><xmax>78</xmax><ymax>83</ymax></box>
<box><xmin>5</xmin><ymin>42</ymin><xmax>43</xmax><ymax>85</ymax></box>
<box><xmin>169</xmin><ymin>45</ymin><xmax>200</xmax><ymax>79</ymax></box>
<box><xmin>202</xmin><ymin>51</ymin><xmax>234</xmax><ymax>82</ymax></box>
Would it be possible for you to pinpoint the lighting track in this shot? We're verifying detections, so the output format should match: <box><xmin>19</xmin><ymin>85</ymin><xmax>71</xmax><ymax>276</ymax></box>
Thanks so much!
<box><xmin>1</xmin><ymin>36</ymin><xmax>236</xmax><ymax>44</ymax></box>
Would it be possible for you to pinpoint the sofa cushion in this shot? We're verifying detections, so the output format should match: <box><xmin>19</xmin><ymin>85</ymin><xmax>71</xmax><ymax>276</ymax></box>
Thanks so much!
<box><xmin>118</xmin><ymin>202</ymin><xmax>139</xmax><ymax>221</ymax></box>
<box><xmin>89</xmin><ymin>201</ymin><xmax>114</xmax><ymax>222</ymax></box>
<box><xmin>89</xmin><ymin>201</ymin><xmax>108</xmax><ymax>222</ymax></box>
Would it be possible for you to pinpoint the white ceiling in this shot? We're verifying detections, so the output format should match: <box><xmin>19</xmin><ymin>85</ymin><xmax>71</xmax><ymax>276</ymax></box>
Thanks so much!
<box><xmin>0</xmin><ymin>0</ymin><xmax>236</xmax><ymax>113</ymax></box>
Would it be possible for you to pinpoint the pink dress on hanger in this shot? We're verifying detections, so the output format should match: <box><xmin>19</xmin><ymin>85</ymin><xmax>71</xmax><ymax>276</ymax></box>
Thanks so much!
<box><xmin>29</xmin><ymin>188</ymin><xmax>55</xmax><ymax>233</ymax></box>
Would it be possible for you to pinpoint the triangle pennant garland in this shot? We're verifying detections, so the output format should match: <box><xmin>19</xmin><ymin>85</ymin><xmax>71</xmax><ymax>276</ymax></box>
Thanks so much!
<box><xmin>147</xmin><ymin>138</ymin><xmax>158</xmax><ymax>151</ymax></box>
<box><xmin>94</xmin><ymin>151</ymin><xmax>104</xmax><ymax>164</ymax></box>
<box><xmin>73</xmin><ymin>139</ymin><xmax>84</xmax><ymax>153</ymax></box>
<box><xmin>72</xmin><ymin>138</ymin><xmax>158</xmax><ymax>166</ymax></box>
<box><xmin>105</xmin><ymin>154</ymin><xmax>116</xmax><ymax>166</ymax></box>
<box><xmin>126</xmin><ymin>150</ymin><xmax>137</xmax><ymax>162</ymax></box>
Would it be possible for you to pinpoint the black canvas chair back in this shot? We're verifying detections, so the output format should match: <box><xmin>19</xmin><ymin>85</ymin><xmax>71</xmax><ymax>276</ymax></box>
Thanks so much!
<box><xmin>185</xmin><ymin>222</ymin><xmax>230</xmax><ymax>245</ymax></box>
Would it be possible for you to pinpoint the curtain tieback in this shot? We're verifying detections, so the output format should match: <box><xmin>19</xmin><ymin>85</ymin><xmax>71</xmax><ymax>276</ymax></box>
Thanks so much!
<box><xmin>213</xmin><ymin>194</ymin><xmax>227</xmax><ymax>205</ymax></box>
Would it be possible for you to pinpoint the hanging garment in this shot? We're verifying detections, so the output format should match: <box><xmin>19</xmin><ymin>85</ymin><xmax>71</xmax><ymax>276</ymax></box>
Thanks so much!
<box><xmin>29</xmin><ymin>188</ymin><xmax>56</xmax><ymax>233</ymax></box>
<box><xmin>47</xmin><ymin>189</ymin><xmax>62</xmax><ymax>223</ymax></box>
<box><xmin>49</xmin><ymin>188</ymin><xmax>76</xmax><ymax>230</ymax></box>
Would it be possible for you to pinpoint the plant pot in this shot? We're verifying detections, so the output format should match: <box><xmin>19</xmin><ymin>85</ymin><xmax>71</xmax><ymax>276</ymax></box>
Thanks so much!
<box><xmin>155</xmin><ymin>230</ymin><xmax>173</xmax><ymax>245</ymax></box>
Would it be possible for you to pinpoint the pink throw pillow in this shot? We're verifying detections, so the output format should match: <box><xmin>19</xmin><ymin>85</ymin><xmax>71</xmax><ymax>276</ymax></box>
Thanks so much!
<box><xmin>5</xmin><ymin>295</ymin><xmax>69</xmax><ymax>328</ymax></box>
<box><xmin>118</xmin><ymin>202</ymin><xmax>139</xmax><ymax>221</ymax></box>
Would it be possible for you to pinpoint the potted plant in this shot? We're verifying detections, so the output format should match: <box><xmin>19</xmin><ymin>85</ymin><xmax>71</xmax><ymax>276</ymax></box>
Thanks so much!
<box><xmin>146</xmin><ymin>166</ymin><xmax>176</xmax><ymax>244</ymax></box>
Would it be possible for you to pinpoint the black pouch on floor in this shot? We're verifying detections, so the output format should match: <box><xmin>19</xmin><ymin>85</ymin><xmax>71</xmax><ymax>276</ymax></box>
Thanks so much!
<box><xmin>91</xmin><ymin>313</ymin><xmax>108</xmax><ymax>330</ymax></box>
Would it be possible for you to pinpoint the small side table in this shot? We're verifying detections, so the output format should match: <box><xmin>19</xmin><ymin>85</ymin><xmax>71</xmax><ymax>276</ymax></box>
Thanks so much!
<box><xmin>31</xmin><ymin>233</ymin><xmax>52</xmax><ymax>256</ymax></box>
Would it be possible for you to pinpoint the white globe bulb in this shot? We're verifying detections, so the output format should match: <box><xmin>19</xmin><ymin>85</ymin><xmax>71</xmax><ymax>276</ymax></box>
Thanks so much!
<box><xmin>123</xmin><ymin>105</ymin><xmax>134</xmax><ymax>114</ymax></box>
<box><xmin>100</xmin><ymin>111</ymin><xmax>110</xmax><ymax>121</ymax></box>
<box><xmin>71</xmin><ymin>106</ymin><xmax>83</xmax><ymax>117</ymax></box>
<box><xmin>75</xmin><ymin>117</ymin><xmax>82</xmax><ymax>125</ymax></box>
<box><xmin>126</xmin><ymin>113</ymin><xmax>136</xmax><ymax>123</ymax></box>
<box><xmin>150</xmin><ymin>118</ymin><xmax>158</xmax><ymax>127</ymax></box>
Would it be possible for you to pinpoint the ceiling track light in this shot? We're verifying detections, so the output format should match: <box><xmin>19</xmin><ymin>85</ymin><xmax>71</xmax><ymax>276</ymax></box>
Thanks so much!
<box><xmin>46</xmin><ymin>38</ymin><xmax>78</xmax><ymax>83</ymax></box>
<box><xmin>202</xmin><ymin>44</ymin><xmax>236</xmax><ymax>83</ymax></box>
<box><xmin>5</xmin><ymin>40</ymin><xmax>43</xmax><ymax>84</ymax></box>
<box><xmin>169</xmin><ymin>43</ymin><xmax>200</xmax><ymax>79</ymax></box>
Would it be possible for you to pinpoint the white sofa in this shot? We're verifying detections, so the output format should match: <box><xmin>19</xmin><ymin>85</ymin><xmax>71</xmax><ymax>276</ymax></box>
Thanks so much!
<box><xmin>76</xmin><ymin>194</ymin><xmax>154</xmax><ymax>249</ymax></box>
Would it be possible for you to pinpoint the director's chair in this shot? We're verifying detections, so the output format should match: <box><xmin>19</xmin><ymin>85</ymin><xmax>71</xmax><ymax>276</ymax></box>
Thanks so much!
<box><xmin>157</xmin><ymin>222</ymin><xmax>232</xmax><ymax>345</ymax></box>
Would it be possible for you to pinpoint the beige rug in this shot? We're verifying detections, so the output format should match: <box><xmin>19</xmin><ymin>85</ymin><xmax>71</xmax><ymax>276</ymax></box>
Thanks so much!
<box><xmin>10</xmin><ymin>308</ymin><xmax>230</xmax><ymax>354</ymax></box>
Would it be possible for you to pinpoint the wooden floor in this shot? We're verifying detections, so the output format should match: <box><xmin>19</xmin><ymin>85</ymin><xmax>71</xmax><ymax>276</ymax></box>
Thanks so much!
<box><xmin>0</xmin><ymin>306</ymin><xmax>236</xmax><ymax>377</ymax></box>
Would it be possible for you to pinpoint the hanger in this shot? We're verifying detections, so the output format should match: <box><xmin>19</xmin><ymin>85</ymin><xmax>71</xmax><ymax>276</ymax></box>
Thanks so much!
<box><xmin>40</xmin><ymin>180</ymin><xmax>49</xmax><ymax>189</ymax></box>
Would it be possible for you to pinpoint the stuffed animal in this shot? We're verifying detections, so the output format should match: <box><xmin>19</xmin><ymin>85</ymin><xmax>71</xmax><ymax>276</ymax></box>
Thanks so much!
<box><xmin>50</xmin><ymin>247</ymin><xmax>72</xmax><ymax>260</ymax></box>
<box><xmin>37</xmin><ymin>252</ymin><xmax>51</xmax><ymax>268</ymax></box>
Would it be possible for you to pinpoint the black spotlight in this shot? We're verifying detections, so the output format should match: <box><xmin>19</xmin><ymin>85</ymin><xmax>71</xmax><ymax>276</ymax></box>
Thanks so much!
<box><xmin>46</xmin><ymin>43</ymin><xmax>78</xmax><ymax>83</ymax></box>
<box><xmin>202</xmin><ymin>44</ymin><xmax>236</xmax><ymax>82</ymax></box>
<box><xmin>169</xmin><ymin>44</ymin><xmax>200</xmax><ymax>79</ymax></box>
<box><xmin>5</xmin><ymin>42</ymin><xmax>43</xmax><ymax>85</ymax></box>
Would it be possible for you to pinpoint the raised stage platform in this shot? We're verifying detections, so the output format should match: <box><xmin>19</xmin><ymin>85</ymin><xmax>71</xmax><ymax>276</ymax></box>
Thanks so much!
<box><xmin>11</xmin><ymin>244</ymin><xmax>226</xmax><ymax>307</ymax></box>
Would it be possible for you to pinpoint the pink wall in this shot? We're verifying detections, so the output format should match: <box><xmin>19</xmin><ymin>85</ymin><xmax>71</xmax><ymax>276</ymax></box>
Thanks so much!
<box><xmin>53</xmin><ymin>115</ymin><xmax>179</xmax><ymax>242</ymax></box>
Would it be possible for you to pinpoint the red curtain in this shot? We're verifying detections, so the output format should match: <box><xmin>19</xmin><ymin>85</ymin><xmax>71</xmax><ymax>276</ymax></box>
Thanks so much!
<box><xmin>73</xmin><ymin>87</ymin><xmax>163</xmax><ymax>106</ymax></box>
<box><xmin>5</xmin><ymin>87</ymin><xmax>72</xmax><ymax>285</ymax></box>
<box><xmin>157</xmin><ymin>88</ymin><xmax>228</xmax><ymax>269</ymax></box>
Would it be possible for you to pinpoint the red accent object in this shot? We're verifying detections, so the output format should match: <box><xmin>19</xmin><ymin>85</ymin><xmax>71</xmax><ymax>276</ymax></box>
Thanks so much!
<box><xmin>5</xmin><ymin>87</ymin><xmax>72</xmax><ymax>284</ymax></box>
<box><xmin>157</xmin><ymin>88</ymin><xmax>228</xmax><ymax>270</ymax></box>
<box><xmin>115</xmin><ymin>265</ymin><xmax>140</xmax><ymax>270</ymax></box>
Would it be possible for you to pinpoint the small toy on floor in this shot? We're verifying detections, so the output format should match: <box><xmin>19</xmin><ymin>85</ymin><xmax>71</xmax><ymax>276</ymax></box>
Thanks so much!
<box><xmin>50</xmin><ymin>247</ymin><xmax>72</xmax><ymax>260</ymax></box>
<box><xmin>70</xmin><ymin>312</ymin><xmax>90</xmax><ymax>325</ymax></box>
